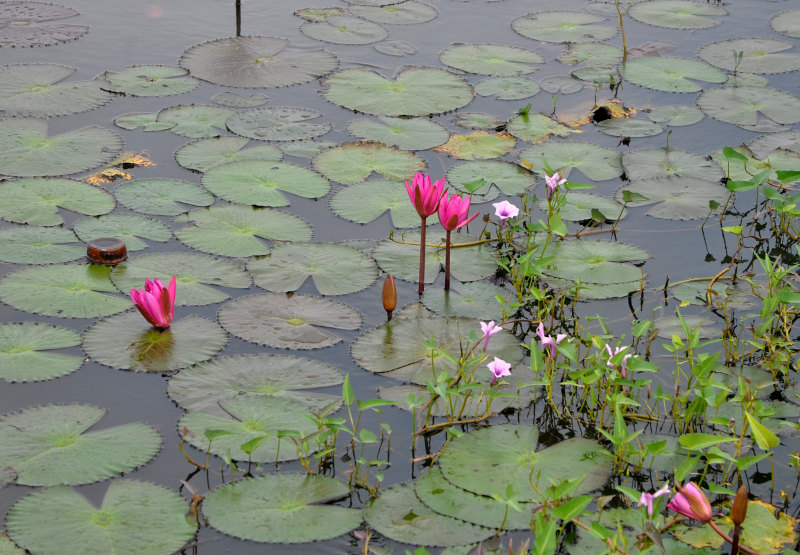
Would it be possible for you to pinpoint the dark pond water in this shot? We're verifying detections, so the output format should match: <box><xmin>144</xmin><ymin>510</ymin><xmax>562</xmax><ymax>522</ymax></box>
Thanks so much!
<box><xmin>1</xmin><ymin>0</ymin><xmax>799</xmax><ymax>553</ymax></box>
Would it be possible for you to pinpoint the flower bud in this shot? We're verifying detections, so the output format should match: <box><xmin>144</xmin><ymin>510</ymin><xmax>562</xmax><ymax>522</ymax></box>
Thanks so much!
<box><xmin>731</xmin><ymin>485</ymin><xmax>748</xmax><ymax>526</ymax></box>
<box><xmin>667</xmin><ymin>482</ymin><xmax>712</xmax><ymax>523</ymax></box>
<box><xmin>382</xmin><ymin>274</ymin><xmax>397</xmax><ymax>320</ymax></box>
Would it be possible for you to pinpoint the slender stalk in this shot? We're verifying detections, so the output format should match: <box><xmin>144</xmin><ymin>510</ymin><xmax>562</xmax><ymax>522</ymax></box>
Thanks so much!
<box><xmin>707</xmin><ymin>520</ymin><xmax>761</xmax><ymax>555</ymax></box>
<box><xmin>418</xmin><ymin>217</ymin><xmax>427</xmax><ymax>293</ymax></box>
<box><xmin>444</xmin><ymin>229</ymin><xmax>452</xmax><ymax>291</ymax></box>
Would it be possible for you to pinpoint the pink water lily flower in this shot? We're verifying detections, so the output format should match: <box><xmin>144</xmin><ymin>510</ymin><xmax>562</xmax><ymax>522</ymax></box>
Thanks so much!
<box><xmin>480</xmin><ymin>320</ymin><xmax>503</xmax><ymax>351</ymax></box>
<box><xmin>493</xmin><ymin>200</ymin><xmax>519</xmax><ymax>221</ymax></box>
<box><xmin>406</xmin><ymin>172</ymin><xmax>447</xmax><ymax>219</ymax></box>
<box><xmin>638</xmin><ymin>483</ymin><xmax>670</xmax><ymax>517</ymax></box>
<box><xmin>487</xmin><ymin>357</ymin><xmax>511</xmax><ymax>384</ymax></box>
<box><xmin>667</xmin><ymin>482</ymin><xmax>713</xmax><ymax>523</ymax></box>
<box><xmin>536</xmin><ymin>322</ymin><xmax>567</xmax><ymax>358</ymax></box>
<box><xmin>545</xmin><ymin>172</ymin><xmax>566</xmax><ymax>200</ymax></box>
<box><xmin>130</xmin><ymin>276</ymin><xmax>177</xmax><ymax>329</ymax></box>
<box><xmin>606</xmin><ymin>344</ymin><xmax>633</xmax><ymax>378</ymax></box>
<box><xmin>438</xmin><ymin>191</ymin><xmax>479</xmax><ymax>231</ymax></box>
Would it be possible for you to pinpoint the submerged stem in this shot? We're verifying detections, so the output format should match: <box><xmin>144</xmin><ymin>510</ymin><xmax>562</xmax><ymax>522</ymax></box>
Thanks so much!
<box><xmin>418</xmin><ymin>217</ymin><xmax>427</xmax><ymax>294</ymax></box>
<box><xmin>444</xmin><ymin>229</ymin><xmax>452</xmax><ymax>291</ymax></box>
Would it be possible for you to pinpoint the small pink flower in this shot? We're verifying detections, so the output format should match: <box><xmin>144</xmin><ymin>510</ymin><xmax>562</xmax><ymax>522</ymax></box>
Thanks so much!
<box><xmin>493</xmin><ymin>200</ymin><xmax>519</xmax><ymax>221</ymax></box>
<box><xmin>668</xmin><ymin>482</ymin><xmax>713</xmax><ymax>523</ymax></box>
<box><xmin>480</xmin><ymin>321</ymin><xmax>503</xmax><ymax>351</ymax></box>
<box><xmin>487</xmin><ymin>357</ymin><xmax>511</xmax><ymax>384</ymax></box>
<box><xmin>638</xmin><ymin>483</ymin><xmax>670</xmax><ymax>517</ymax></box>
<box><xmin>606</xmin><ymin>344</ymin><xmax>633</xmax><ymax>378</ymax></box>
<box><xmin>545</xmin><ymin>172</ymin><xmax>566</xmax><ymax>200</ymax></box>
<box><xmin>406</xmin><ymin>172</ymin><xmax>447</xmax><ymax>219</ymax></box>
<box><xmin>130</xmin><ymin>276</ymin><xmax>176</xmax><ymax>329</ymax></box>
<box><xmin>438</xmin><ymin>191</ymin><xmax>479</xmax><ymax>231</ymax></box>
<box><xmin>536</xmin><ymin>322</ymin><xmax>567</xmax><ymax>358</ymax></box>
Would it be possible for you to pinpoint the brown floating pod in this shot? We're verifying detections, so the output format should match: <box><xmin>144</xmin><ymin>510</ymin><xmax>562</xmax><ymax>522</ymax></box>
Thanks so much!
<box><xmin>87</xmin><ymin>238</ymin><xmax>127</xmax><ymax>265</ymax></box>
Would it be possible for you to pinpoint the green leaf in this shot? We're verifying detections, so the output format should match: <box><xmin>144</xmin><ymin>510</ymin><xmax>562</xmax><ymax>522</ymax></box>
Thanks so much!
<box><xmin>313</xmin><ymin>141</ymin><xmax>426</xmax><ymax>184</ymax></box>
<box><xmin>614</xmin><ymin>176</ymin><xmax>729</xmax><ymax>220</ymax></box>
<box><xmin>622</xmin><ymin>148</ymin><xmax>724</xmax><ymax>181</ymax></box>
<box><xmin>511</xmin><ymin>11</ymin><xmax>617</xmax><ymax>43</ymax></box>
<box><xmin>113</xmin><ymin>112</ymin><xmax>176</xmax><ymax>131</ymax></box>
<box><xmin>0</xmin><ymin>3</ymin><xmax>88</xmax><ymax>47</ymax></box>
<box><xmin>329</xmin><ymin>179</ymin><xmax>420</xmax><ymax>227</ymax></box>
<box><xmin>99</xmin><ymin>65</ymin><xmax>199</xmax><ymax>96</ymax></box>
<box><xmin>226</xmin><ymin>106</ymin><xmax>331</xmax><ymax>141</ymax></box>
<box><xmin>211</xmin><ymin>91</ymin><xmax>269</xmax><ymax>107</ymax></box>
<box><xmin>698</xmin><ymin>86</ymin><xmax>800</xmax><ymax>126</ymax></box>
<box><xmin>0</xmin><ymin>177</ymin><xmax>115</xmax><ymax>226</ymax></box>
<box><xmin>699</xmin><ymin>38</ymin><xmax>800</xmax><ymax>74</ymax></box>
<box><xmin>421</xmin><ymin>281</ymin><xmax>508</xmax><ymax>320</ymax></box>
<box><xmin>539</xmin><ymin>193</ymin><xmax>625</xmax><ymax>222</ymax></box>
<box><xmin>447</xmin><ymin>159</ymin><xmax>534</xmax><ymax>202</ymax></box>
<box><xmin>622</xmin><ymin>56</ymin><xmax>726</xmax><ymax>93</ymax></box>
<box><xmin>300</xmin><ymin>15</ymin><xmax>387</xmax><ymax>44</ymax></box>
<box><xmin>0</xmin><ymin>225</ymin><xmax>83</xmax><ymax>264</ymax></box>
<box><xmin>72</xmin><ymin>214</ymin><xmax>171</xmax><ymax>252</ymax></box>
<box><xmin>440</xmin><ymin>44</ymin><xmax>543</xmax><ymax>76</ymax></box>
<box><xmin>434</xmin><ymin>131</ymin><xmax>516</xmax><ymax>160</ymax></box>
<box><xmin>175</xmin><ymin>136</ymin><xmax>282</xmax><ymax>173</ymax></box>
<box><xmin>348</xmin><ymin>1</ymin><xmax>437</xmax><ymax>24</ymax></box>
<box><xmin>771</xmin><ymin>8</ymin><xmax>800</xmax><ymax>39</ymax></box>
<box><xmin>114</xmin><ymin>178</ymin><xmax>213</xmax><ymax>216</ymax></box>
<box><xmin>597</xmin><ymin>118</ymin><xmax>664</xmax><ymax>138</ymax></box>
<box><xmin>678</xmin><ymin>433</ymin><xmax>735</xmax><ymax>450</ymax></box>
<box><xmin>745</xmin><ymin>412</ymin><xmax>780</xmax><ymax>450</ymax></box>
<box><xmin>648</xmin><ymin>104</ymin><xmax>704</xmax><ymax>127</ymax></box>
<box><xmin>521</xmin><ymin>141</ymin><xmax>623</xmax><ymax>181</ymax></box>
<box><xmin>156</xmin><ymin>104</ymin><xmax>233</xmax><ymax>138</ymax></box>
<box><xmin>507</xmin><ymin>112</ymin><xmax>572</xmax><ymax>143</ymax></box>
<box><xmin>347</xmin><ymin>116</ymin><xmax>449</xmax><ymax>151</ymax></box>
<box><xmin>629</xmin><ymin>0</ymin><xmax>727</xmax><ymax>29</ymax></box>
<box><xmin>0</xmin><ymin>323</ymin><xmax>82</xmax><ymax>382</ymax></box>
<box><xmin>543</xmin><ymin>240</ymin><xmax>649</xmax><ymax>285</ymax></box>
<box><xmin>473</xmin><ymin>76</ymin><xmax>541</xmax><ymax>100</ymax></box>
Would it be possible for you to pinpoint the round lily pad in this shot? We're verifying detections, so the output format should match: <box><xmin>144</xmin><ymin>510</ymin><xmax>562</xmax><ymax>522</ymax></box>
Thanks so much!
<box><xmin>0</xmin><ymin>323</ymin><xmax>82</xmax><ymax>382</ymax></box>
<box><xmin>653</xmin><ymin>315</ymin><xmax>716</xmax><ymax>339</ymax></box>
<box><xmin>629</xmin><ymin>0</ymin><xmax>727</xmax><ymax>29</ymax></box>
<box><xmin>597</xmin><ymin>118</ymin><xmax>663</xmax><ymax>137</ymax></box>
<box><xmin>155</xmin><ymin>104</ymin><xmax>233</xmax><ymax>138</ymax></box>
<box><xmin>322</xmin><ymin>67</ymin><xmax>474</xmax><ymax>117</ymax></box>
<box><xmin>113</xmin><ymin>112</ymin><xmax>176</xmax><ymax>132</ymax></box>
<box><xmin>0</xmin><ymin>263</ymin><xmax>130</xmax><ymax>318</ymax></box>
<box><xmin>364</xmin><ymin>482</ymin><xmax>493</xmax><ymax>547</ymax></box>
<box><xmin>295</xmin><ymin>7</ymin><xmax>346</xmax><ymax>22</ymax></box>
<box><xmin>0</xmin><ymin>2</ymin><xmax>88</xmax><ymax>47</ymax></box>
<box><xmin>434</xmin><ymin>131</ymin><xmax>516</xmax><ymax>160</ymax></box>
<box><xmin>0</xmin><ymin>534</ymin><xmax>24</xmax><ymax>554</ymax></box>
<box><xmin>0</xmin><ymin>118</ymin><xmax>123</xmax><ymax>177</ymax></box>
<box><xmin>329</xmin><ymin>179</ymin><xmax>420</xmax><ymax>227</ymax></box>
<box><xmin>347</xmin><ymin>116</ymin><xmax>449</xmax><ymax>151</ymax></box>
<box><xmin>109</xmin><ymin>251</ymin><xmax>252</xmax><ymax>306</ymax></box>
<box><xmin>219</xmin><ymin>293</ymin><xmax>362</xmax><ymax>350</ymax></box>
<box><xmin>278</xmin><ymin>139</ymin><xmax>337</xmax><ymax>158</ymax></box>
<box><xmin>180</xmin><ymin>36</ymin><xmax>339</xmax><ymax>88</ymax></box>
<box><xmin>748</xmin><ymin>130</ymin><xmax>800</xmax><ymax>159</ymax></box>
<box><xmin>6</xmin><ymin>480</ymin><xmax>196</xmax><ymax>555</ymax></box>
<box><xmin>545</xmin><ymin>276</ymin><xmax>644</xmax><ymax>300</ymax></box>
<box><xmin>520</xmin><ymin>141</ymin><xmax>623</xmax><ymax>181</ymax></box>
<box><xmin>174</xmin><ymin>204</ymin><xmax>312</xmax><ymax>257</ymax></box>
<box><xmin>175</xmin><ymin>136</ymin><xmax>282</xmax><ymax>173</ymax></box>
<box><xmin>98</xmin><ymin>65</ymin><xmax>199</xmax><ymax>96</ymax></box>
<box><xmin>439</xmin><ymin>424</ymin><xmax>613</xmax><ymax>501</ymax></box>
<box><xmin>557</xmin><ymin>41</ymin><xmax>623</xmax><ymax>68</ymax></box>
<box><xmin>313</xmin><ymin>142</ymin><xmax>426</xmax><ymax>184</ymax></box>
<box><xmin>0</xmin><ymin>63</ymin><xmax>113</xmax><ymax>117</ymax></box>
<box><xmin>698</xmin><ymin>38</ymin><xmax>800</xmax><ymax>74</ymax></box>
<box><xmin>771</xmin><ymin>9</ymin><xmax>800</xmax><ymax>39</ymax></box>
<box><xmin>83</xmin><ymin>312</ymin><xmax>228</xmax><ymax>372</ymax></box>
<box><xmin>211</xmin><ymin>91</ymin><xmax>269</xmax><ymax>107</ymax></box>
<box><xmin>226</xmin><ymin>106</ymin><xmax>331</xmax><ymax>141</ymax></box>
<box><xmin>622</xmin><ymin>56</ymin><xmax>726</xmax><ymax>93</ymax></box>
<box><xmin>622</xmin><ymin>148</ymin><xmax>724</xmax><ymax>181</ymax></box>
<box><xmin>543</xmin><ymin>239</ymin><xmax>650</xmax><ymax>285</ymax></box>
<box><xmin>114</xmin><ymin>178</ymin><xmax>213</xmax><ymax>216</ymax></box>
<box><xmin>540</xmin><ymin>75</ymin><xmax>584</xmax><ymax>95</ymax></box>
<box><xmin>507</xmin><ymin>113</ymin><xmax>572</xmax><ymax>143</ymax></box>
<box><xmin>447</xmin><ymin>159</ymin><xmax>534</xmax><ymax>202</ymax></box>
<box><xmin>648</xmin><ymin>104</ymin><xmax>704</xmax><ymax>126</ymax></box>
<box><xmin>421</xmin><ymin>281</ymin><xmax>507</xmax><ymax>320</ymax></box>
<box><xmin>204</xmin><ymin>474</ymin><xmax>361</xmax><ymax>542</ymax></box>
<box><xmin>440</xmin><ymin>44</ymin><xmax>543</xmax><ymax>76</ymax></box>
<box><xmin>539</xmin><ymin>192</ymin><xmax>625</xmax><ymax>222</ymax></box>
<box><xmin>301</xmin><ymin>15</ymin><xmax>388</xmax><ymax>44</ymax></box>
<box><xmin>0</xmin><ymin>404</ymin><xmax>161</xmax><ymax>485</ymax></box>
<box><xmin>0</xmin><ymin>177</ymin><xmax>114</xmax><ymax>226</ymax></box>
<box><xmin>473</xmin><ymin>76</ymin><xmax>541</xmax><ymax>100</ymax></box>
<box><xmin>0</xmin><ymin>225</ymin><xmax>83</xmax><ymax>264</ymax></box>
<box><xmin>452</xmin><ymin>112</ymin><xmax>506</xmax><ymax>130</ymax></box>
<box><xmin>343</xmin><ymin>0</ymin><xmax>405</xmax><ymax>5</ymax></box>
<box><xmin>374</xmin><ymin>39</ymin><xmax>417</xmax><ymax>56</ymax></box>
<box><xmin>248</xmin><ymin>242</ymin><xmax>378</xmax><ymax>295</ymax></box>
<box><xmin>72</xmin><ymin>214</ymin><xmax>171</xmax><ymax>251</ymax></box>
<box><xmin>349</xmin><ymin>1</ymin><xmax>437</xmax><ymax>24</ymax></box>
<box><xmin>512</xmin><ymin>11</ymin><xmax>618</xmax><ymax>43</ymax></box>
<box><xmin>697</xmin><ymin>86</ymin><xmax>800</xmax><ymax>126</ymax></box>
<box><xmin>201</xmin><ymin>160</ymin><xmax>330</xmax><ymax>207</ymax></box>
<box><xmin>167</xmin><ymin>353</ymin><xmax>344</xmax><ymax>416</ymax></box>
<box><xmin>615</xmin><ymin>176</ymin><xmax>729</xmax><ymax>220</ymax></box>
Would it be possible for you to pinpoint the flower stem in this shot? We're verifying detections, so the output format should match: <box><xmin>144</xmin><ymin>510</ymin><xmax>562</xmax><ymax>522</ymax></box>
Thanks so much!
<box><xmin>444</xmin><ymin>229</ymin><xmax>452</xmax><ymax>291</ymax></box>
<box><xmin>418</xmin><ymin>218</ymin><xmax>426</xmax><ymax>293</ymax></box>
<box><xmin>707</xmin><ymin>520</ymin><xmax>762</xmax><ymax>555</ymax></box>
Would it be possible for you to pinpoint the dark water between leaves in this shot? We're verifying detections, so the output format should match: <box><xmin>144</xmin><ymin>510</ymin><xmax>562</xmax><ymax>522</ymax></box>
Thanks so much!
<box><xmin>1</xmin><ymin>0</ymin><xmax>799</xmax><ymax>553</ymax></box>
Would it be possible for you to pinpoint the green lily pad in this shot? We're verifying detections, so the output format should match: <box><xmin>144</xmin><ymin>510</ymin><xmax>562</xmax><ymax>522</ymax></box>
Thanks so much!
<box><xmin>440</xmin><ymin>44</ymin><xmax>543</xmax><ymax>76</ymax></box>
<box><xmin>0</xmin><ymin>2</ymin><xmax>88</xmax><ymax>47</ymax></box>
<box><xmin>628</xmin><ymin>434</ymin><xmax>691</xmax><ymax>473</ymax></box>
<box><xmin>174</xmin><ymin>204</ymin><xmax>312</xmax><ymax>257</ymax></box>
<box><xmin>712</xmin><ymin>145</ymin><xmax>800</xmax><ymax>184</ymax></box>
<box><xmin>0</xmin><ymin>534</ymin><xmax>24</xmax><ymax>555</ymax></box>
<box><xmin>113</xmin><ymin>112</ymin><xmax>176</xmax><ymax>132</ymax></box>
<box><xmin>313</xmin><ymin>142</ymin><xmax>426</xmax><ymax>184</ymax></box>
<box><xmin>374</xmin><ymin>39</ymin><xmax>417</xmax><ymax>56</ymax></box>
<box><xmin>698</xmin><ymin>38</ymin><xmax>800</xmax><ymax>74</ymax></box>
<box><xmin>373</xmin><ymin>230</ymin><xmax>497</xmax><ymax>284</ymax></box>
<box><xmin>180</xmin><ymin>36</ymin><xmax>339</xmax><ymax>88</ymax></box>
<box><xmin>204</xmin><ymin>474</ymin><xmax>361</xmax><ymax>542</ymax></box>
<box><xmin>507</xmin><ymin>112</ymin><xmax>572</xmax><ymax>143</ymax></box>
<box><xmin>0</xmin><ymin>263</ymin><xmax>130</xmax><ymax>318</ymax></box>
<box><xmin>98</xmin><ymin>65</ymin><xmax>199</xmax><ymax>96</ymax></box>
<box><xmin>629</xmin><ymin>0</ymin><xmax>726</xmax><ymax>29</ymax></box>
<box><xmin>539</xmin><ymin>192</ymin><xmax>625</xmax><ymax>222</ymax></box>
<box><xmin>473</xmin><ymin>76</ymin><xmax>541</xmax><ymax>100</ymax></box>
<box><xmin>447</xmin><ymin>159</ymin><xmax>534</xmax><ymax>202</ymax></box>
<box><xmin>278</xmin><ymin>139</ymin><xmax>337</xmax><ymax>158</ymax></box>
<box><xmin>622</xmin><ymin>148</ymin><xmax>724</xmax><ymax>181</ymax></box>
<box><xmin>219</xmin><ymin>292</ymin><xmax>362</xmax><ymax>350</ymax></box>
<box><xmin>349</xmin><ymin>1</ymin><xmax>437</xmax><ymax>24</ymax></box>
<box><xmin>0</xmin><ymin>404</ymin><xmax>161</xmax><ymax>485</ymax></box>
<box><xmin>615</xmin><ymin>176</ymin><xmax>728</xmax><ymax>220</ymax></box>
<box><xmin>72</xmin><ymin>214</ymin><xmax>171</xmax><ymax>251</ymax></box>
<box><xmin>0</xmin><ymin>177</ymin><xmax>114</xmax><ymax>226</ymax></box>
<box><xmin>156</xmin><ymin>104</ymin><xmax>233</xmax><ymax>138</ymax></box>
<box><xmin>747</xmin><ymin>130</ymin><xmax>800</xmax><ymax>159</ymax></box>
<box><xmin>771</xmin><ymin>9</ymin><xmax>800</xmax><ymax>39</ymax></box>
<box><xmin>301</xmin><ymin>15</ymin><xmax>387</xmax><ymax>44</ymax></box>
<box><xmin>622</xmin><ymin>56</ymin><xmax>726</xmax><ymax>93</ymax></box>
<box><xmin>452</xmin><ymin>112</ymin><xmax>506</xmax><ymax>130</ymax></box>
<box><xmin>351</xmin><ymin>316</ymin><xmax>522</xmax><ymax>384</ymax></box>
<box><xmin>543</xmin><ymin>240</ymin><xmax>649</xmax><ymax>285</ymax></box>
<box><xmin>378</xmin><ymin>376</ymin><xmax>521</xmax><ymax>417</ymax></box>
<box><xmin>545</xmin><ymin>276</ymin><xmax>644</xmax><ymax>300</ymax></box>
<box><xmin>201</xmin><ymin>160</ymin><xmax>330</xmax><ymax>207</ymax></box>
<box><xmin>347</xmin><ymin>116</ymin><xmax>449</xmax><ymax>150</ymax></box>
<box><xmin>343</xmin><ymin>0</ymin><xmax>405</xmax><ymax>5</ymax></box>
<box><xmin>435</xmin><ymin>132</ymin><xmax>515</xmax><ymax>160</ymax></box>
<box><xmin>597</xmin><ymin>118</ymin><xmax>664</xmax><ymax>137</ymax></box>
<box><xmin>83</xmin><ymin>312</ymin><xmax>228</xmax><ymax>372</ymax></box>
<box><xmin>0</xmin><ymin>63</ymin><xmax>113</xmax><ymax>117</ymax></box>
<box><xmin>330</xmin><ymin>179</ymin><xmax>420</xmax><ymax>227</ymax></box>
<box><xmin>248</xmin><ymin>242</ymin><xmax>378</xmax><ymax>295</ymax></box>
<box><xmin>653</xmin><ymin>315</ymin><xmax>717</xmax><ymax>339</ymax></box>
<box><xmin>114</xmin><ymin>178</ymin><xmax>213</xmax><ymax>216</ymax></box>
<box><xmin>512</xmin><ymin>11</ymin><xmax>617</xmax><ymax>43</ymax></box>
<box><xmin>725</xmin><ymin>72</ymin><xmax>769</xmax><ymax>87</ymax></box>
<box><xmin>179</xmin><ymin>396</ymin><xmax>318</xmax><ymax>462</ymax></box>
<box><xmin>439</xmin><ymin>425</ymin><xmax>613</xmax><ymax>501</ymax></box>
<box><xmin>295</xmin><ymin>7</ymin><xmax>346</xmax><ymax>22</ymax></box>
<box><xmin>557</xmin><ymin>42</ymin><xmax>623</xmax><ymax>68</ymax></box>
<box><xmin>712</xmin><ymin>364</ymin><xmax>775</xmax><ymax>398</ymax></box>
<box><xmin>697</xmin><ymin>86</ymin><xmax>800</xmax><ymax>126</ymax></box>
<box><xmin>167</xmin><ymin>353</ymin><xmax>344</xmax><ymax>416</ymax></box>
<box><xmin>520</xmin><ymin>141</ymin><xmax>623</xmax><ymax>181</ymax></box>
<box><xmin>6</xmin><ymin>480</ymin><xmax>196</xmax><ymax>555</ymax></box>
<box><xmin>540</xmin><ymin>75</ymin><xmax>583</xmax><ymax>95</ymax></box>
<box><xmin>0</xmin><ymin>323</ymin><xmax>82</xmax><ymax>382</ymax></box>
<box><xmin>212</xmin><ymin>91</ymin><xmax>269</xmax><ymax>107</ymax></box>
<box><xmin>0</xmin><ymin>225</ymin><xmax>83</xmax><ymax>264</ymax></box>
<box><xmin>421</xmin><ymin>281</ymin><xmax>507</xmax><ymax>320</ymax></box>
<box><xmin>364</xmin><ymin>482</ymin><xmax>493</xmax><ymax>547</ymax></box>
<box><xmin>648</xmin><ymin>104</ymin><xmax>704</xmax><ymax>126</ymax></box>
<box><xmin>226</xmin><ymin>106</ymin><xmax>331</xmax><ymax>141</ymax></box>
<box><xmin>109</xmin><ymin>251</ymin><xmax>251</xmax><ymax>306</ymax></box>
<box><xmin>0</xmin><ymin>118</ymin><xmax>123</xmax><ymax>177</ymax></box>
<box><xmin>175</xmin><ymin>136</ymin><xmax>282</xmax><ymax>173</ymax></box>
<box><xmin>322</xmin><ymin>67</ymin><xmax>473</xmax><ymax>117</ymax></box>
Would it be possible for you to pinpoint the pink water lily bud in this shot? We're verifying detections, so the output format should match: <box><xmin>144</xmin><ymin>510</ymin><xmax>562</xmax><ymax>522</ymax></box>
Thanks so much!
<box><xmin>406</xmin><ymin>172</ymin><xmax>447</xmax><ymax>219</ymax></box>
<box><xmin>487</xmin><ymin>357</ymin><xmax>511</xmax><ymax>384</ymax></box>
<box><xmin>493</xmin><ymin>200</ymin><xmax>519</xmax><ymax>221</ymax></box>
<box><xmin>545</xmin><ymin>172</ymin><xmax>567</xmax><ymax>200</ymax></box>
<box><xmin>480</xmin><ymin>320</ymin><xmax>503</xmax><ymax>351</ymax></box>
<box><xmin>130</xmin><ymin>276</ymin><xmax>176</xmax><ymax>329</ymax></box>
<box><xmin>668</xmin><ymin>482</ymin><xmax>712</xmax><ymax>523</ymax></box>
<box><xmin>438</xmin><ymin>191</ymin><xmax>479</xmax><ymax>231</ymax></box>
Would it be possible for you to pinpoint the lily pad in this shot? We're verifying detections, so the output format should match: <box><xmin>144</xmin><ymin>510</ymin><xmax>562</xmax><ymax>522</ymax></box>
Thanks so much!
<box><xmin>83</xmin><ymin>312</ymin><xmax>228</xmax><ymax>372</ymax></box>
<box><xmin>0</xmin><ymin>225</ymin><xmax>83</xmax><ymax>264</ymax></box>
<box><xmin>622</xmin><ymin>148</ymin><xmax>724</xmax><ymax>181</ymax></box>
<box><xmin>0</xmin><ymin>263</ymin><xmax>130</xmax><ymax>318</ymax></box>
<box><xmin>697</xmin><ymin>86</ymin><xmax>800</xmax><ymax>126</ymax></box>
<box><xmin>507</xmin><ymin>113</ymin><xmax>572</xmax><ymax>143</ymax></box>
<box><xmin>248</xmin><ymin>242</ymin><xmax>378</xmax><ymax>295</ymax></box>
<box><xmin>167</xmin><ymin>353</ymin><xmax>344</xmax><ymax>416</ymax></box>
<box><xmin>218</xmin><ymin>292</ymin><xmax>362</xmax><ymax>350</ymax></box>
<box><xmin>0</xmin><ymin>404</ymin><xmax>160</xmax><ymax>485</ymax></box>
<box><xmin>72</xmin><ymin>214</ymin><xmax>171</xmax><ymax>251</ymax></box>
<box><xmin>0</xmin><ymin>118</ymin><xmax>123</xmax><ymax>177</ymax></box>
<box><xmin>653</xmin><ymin>315</ymin><xmax>717</xmax><ymax>339</ymax></box>
<box><xmin>374</xmin><ymin>39</ymin><xmax>417</xmax><ymax>56</ymax></box>
<box><xmin>673</xmin><ymin>282</ymin><xmax>754</xmax><ymax>309</ymax></box>
<box><xmin>622</xmin><ymin>56</ymin><xmax>726</xmax><ymax>93</ymax></box>
<box><xmin>597</xmin><ymin>118</ymin><xmax>663</xmax><ymax>137</ymax></box>
<box><xmin>421</xmin><ymin>281</ymin><xmax>508</xmax><ymax>320</ymax></box>
<box><xmin>473</xmin><ymin>76</ymin><xmax>541</xmax><ymax>100</ymax></box>
<box><xmin>98</xmin><ymin>65</ymin><xmax>199</xmax><ymax>96</ymax></box>
<box><xmin>109</xmin><ymin>252</ymin><xmax>252</xmax><ymax>306</ymax></box>
<box><xmin>322</xmin><ymin>67</ymin><xmax>474</xmax><ymax>117</ymax></box>
<box><xmin>0</xmin><ymin>535</ymin><xmax>24</xmax><ymax>555</ymax></box>
<box><xmin>557</xmin><ymin>42</ymin><xmax>623</xmax><ymax>68</ymax></box>
<box><xmin>540</xmin><ymin>75</ymin><xmax>584</xmax><ymax>95</ymax></box>
<box><xmin>6</xmin><ymin>480</ymin><xmax>196</xmax><ymax>555</ymax></box>
<box><xmin>347</xmin><ymin>116</ymin><xmax>449</xmax><ymax>150</ymax></box>
<box><xmin>648</xmin><ymin>104</ymin><xmax>704</xmax><ymax>126</ymax></box>
<box><xmin>747</xmin><ymin>130</ymin><xmax>800</xmax><ymax>159</ymax></box>
<box><xmin>349</xmin><ymin>1</ymin><xmax>437</xmax><ymax>24</ymax></box>
<box><xmin>540</xmin><ymin>192</ymin><xmax>625</xmax><ymax>222</ymax></box>
<box><xmin>614</xmin><ymin>176</ymin><xmax>728</xmax><ymax>220</ymax></box>
<box><xmin>278</xmin><ymin>139</ymin><xmax>337</xmax><ymax>158</ymax></box>
<box><xmin>155</xmin><ymin>104</ymin><xmax>233</xmax><ymax>138</ymax></box>
<box><xmin>329</xmin><ymin>179</ymin><xmax>420</xmax><ymax>227</ymax></box>
<box><xmin>0</xmin><ymin>323</ymin><xmax>82</xmax><ymax>382</ymax></box>
<box><xmin>180</xmin><ymin>36</ymin><xmax>339</xmax><ymax>88</ymax></box>
<box><xmin>203</xmin><ymin>474</ymin><xmax>361</xmax><ymax>542</ymax></box>
<box><xmin>301</xmin><ymin>15</ymin><xmax>388</xmax><ymax>44</ymax></box>
<box><xmin>201</xmin><ymin>160</ymin><xmax>330</xmax><ymax>206</ymax></box>
<box><xmin>543</xmin><ymin>240</ymin><xmax>649</xmax><ymax>284</ymax></box>
<box><xmin>698</xmin><ymin>38</ymin><xmax>800</xmax><ymax>74</ymax></box>
<box><xmin>520</xmin><ymin>141</ymin><xmax>623</xmax><ymax>181</ymax></box>
<box><xmin>364</xmin><ymin>482</ymin><xmax>493</xmax><ymax>547</ymax></box>
<box><xmin>771</xmin><ymin>9</ymin><xmax>800</xmax><ymax>39</ymax></box>
<box><xmin>628</xmin><ymin>0</ymin><xmax>727</xmax><ymax>29</ymax></box>
<box><xmin>0</xmin><ymin>2</ymin><xmax>88</xmax><ymax>47</ymax></box>
<box><xmin>313</xmin><ymin>142</ymin><xmax>426</xmax><ymax>184</ymax></box>
<box><xmin>175</xmin><ymin>136</ymin><xmax>282</xmax><ymax>173</ymax></box>
<box><xmin>710</xmin><ymin>145</ymin><xmax>800</xmax><ymax>184</ymax></box>
<box><xmin>114</xmin><ymin>178</ymin><xmax>213</xmax><ymax>216</ymax></box>
<box><xmin>440</xmin><ymin>44</ymin><xmax>543</xmax><ymax>76</ymax></box>
<box><xmin>447</xmin><ymin>160</ymin><xmax>534</xmax><ymax>201</ymax></box>
<box><xmin>0</xmin><ymin>63</ymin><xmax>113</xmax><ymax>117</ymax></box>
<box><xmin>174</xmin><ymin>204</ymin><xmax>312</xmax><ymax>257</ymax></box>
<box><xmin>212</xmin><ymin>91</ymin><xmax>269</xmax><ymax>107</ymax></box>
<box><xmin>0</xmin><ymin>177</ymin><xmax>114</xmax><ymax>226</ymax></box>
<box><xmin>294</xmin><ymin>7</ymin><xmax>346</xmax><ymax>22</ymax></box>
<box><xmin>343</xmin><ymin>0</ymin><xmax>405</xmax><ymax>5</ymax></box>
<box><xmin>434</xmin><ymin>131</ymin><xmax>516</xmax><ymax>160</ymax></box>
<box><xmin>226</xmin><ymin>106</ymin><xmax>331</xmax><ymax>141</ymax></box>
<box><xmin>439</xmin><ymin>425</ymin><xmax>613</xmax><ymax>501</ymax></box>
<box><xmin>512</xmin><ymin>11</ymin><xmax>618</xmax><ymax>43</ymax></box>
<box><xmin>113</xmin><ymin>112</ymin><xmax>175</xmax><ymax>132</ymax></box>
<box><xmin>547</xmin><ymin>276</ymin><xmax>644</xmax><ymax>300</ymax></box>
<box><xmin>452</xmin><ymin>112</ymin><xmax>505</xmax><ymax>130</ymax></box>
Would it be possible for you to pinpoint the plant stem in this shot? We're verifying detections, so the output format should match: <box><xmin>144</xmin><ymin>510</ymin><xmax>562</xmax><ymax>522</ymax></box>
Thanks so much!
<box><xmin>444</xmin><ymin>229</ymin><xmax>452</xmax><ymax>291</ymax></box>
<box><xmin>418</xmin><ymin>217</ymin><xmax>427</xmax><ymax>293</ymax></box>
